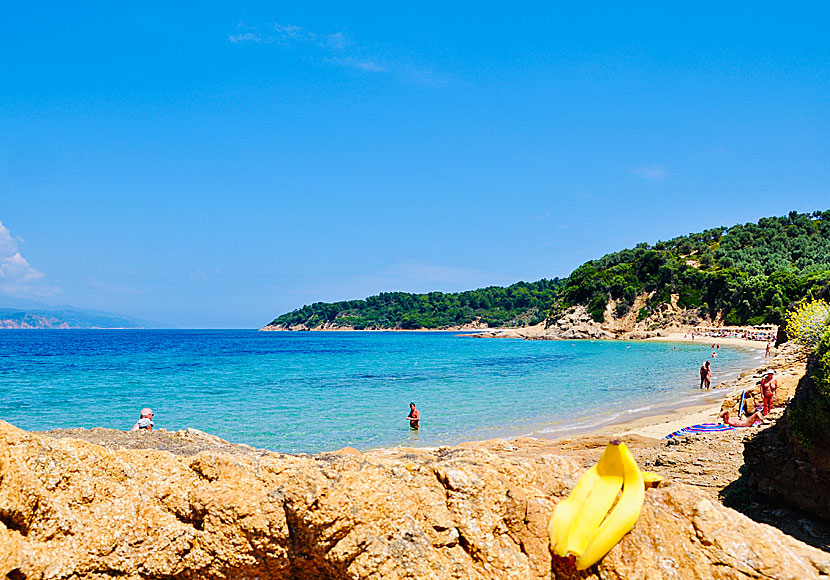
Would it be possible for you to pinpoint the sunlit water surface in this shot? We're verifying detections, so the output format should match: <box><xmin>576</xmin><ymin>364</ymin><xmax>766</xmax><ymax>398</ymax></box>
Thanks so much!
<box><xmin>0</xmin><ymin>330</ymin><xmax>761</xmax><ymax>453</ymax></box>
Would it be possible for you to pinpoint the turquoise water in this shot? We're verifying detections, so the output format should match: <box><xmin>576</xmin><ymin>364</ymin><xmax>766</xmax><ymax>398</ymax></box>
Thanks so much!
<box><xmin>0</xmin><ymin>330</ymin><xmax>762</xmax><ymax>453</ymax></box>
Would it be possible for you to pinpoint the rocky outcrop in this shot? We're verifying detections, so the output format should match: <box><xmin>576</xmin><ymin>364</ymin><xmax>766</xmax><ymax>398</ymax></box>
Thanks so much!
<box><xmin>469</xmin><ymin>296</ymin><xmax>710</xmax><ymax>341</ymax></box>
<box><xmin>2</xmin><ymin>421</ymin><xmax>829</xmax><ymax>579</ymax></box>
<box><xmin>745</xmin><ymin>367</ymin><xmax>830</xmax><ymax>521</ymax></box>
<box><xmin>542</xmin><ymin>306</ymin><xmax>615</xmax><ymax>340</ymax></box>
<box><xmin>470</xmin><ymin>307</ymin><xmax>615</xmax><ymax>340</ymax></box>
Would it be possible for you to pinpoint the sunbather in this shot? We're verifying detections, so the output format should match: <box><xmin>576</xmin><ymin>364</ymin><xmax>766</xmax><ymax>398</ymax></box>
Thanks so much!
<box><xmin>720</xmin><ymin>409</ymin><xmax>762</xmax><ymax>427</ymax></box>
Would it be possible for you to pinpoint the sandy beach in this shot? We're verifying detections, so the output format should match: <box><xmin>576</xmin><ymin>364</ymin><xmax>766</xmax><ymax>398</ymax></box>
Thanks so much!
<box><xmin>646</xmin><ymin>331</ymin><xmax>770</xmax><ymax>349</ymax></box>
<box><xmin>589</xmin><ymin>350</ymin><xmax>797</xmax><ymax>440</ymax></box>
<box><xmin>597</xmin><ymin>332</ymin><xmax>782</xmax><ymax>439</ymax></box>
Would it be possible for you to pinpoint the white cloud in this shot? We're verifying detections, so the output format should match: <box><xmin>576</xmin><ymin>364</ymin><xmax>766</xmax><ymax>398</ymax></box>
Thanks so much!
<box><xmin>189</xmin><ymin>268</ymin><xmax>220</xmax><ymax>282</ymax></box>
<box><xmin>228</xmin><ymin>32</ymin><xmax>262</xmax><ymax>45</ymax></box>
<box><xmin>632</xmin><ymin>165</ymin><xmax>668</xmax><ymax>180</ymax></box>
<box><xmin>228</xmin><ymin>23</ymin><xmax>352</xmax><ymax>51</ymax></box>
<box><xmin>229</xmin><ymin>22</ymin><xmax>442</xmax><ymax>83</ymax></box>
<box><xmin>0</xmin><ymin>221</ymin><xmax>59</xmax><ymax>297</ymax></box>
<box><xmin>329</xmin><ymin>57</ymin><xmax>387</xmax><ymax>73</ymax></box>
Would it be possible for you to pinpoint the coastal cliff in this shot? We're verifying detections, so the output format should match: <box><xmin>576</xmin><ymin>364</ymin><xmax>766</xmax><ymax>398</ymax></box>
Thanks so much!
<box><xmin>2</xmin><ymin>421</ymin><xmax>828</xmax><ymax>579</ymax></box>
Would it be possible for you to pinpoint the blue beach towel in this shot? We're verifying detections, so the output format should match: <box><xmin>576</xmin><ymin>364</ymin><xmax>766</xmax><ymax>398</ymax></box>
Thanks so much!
<box><xmin>664</xmin><ymin>423</ymin><xmax>736</xmax><ymax>438</ymax></box>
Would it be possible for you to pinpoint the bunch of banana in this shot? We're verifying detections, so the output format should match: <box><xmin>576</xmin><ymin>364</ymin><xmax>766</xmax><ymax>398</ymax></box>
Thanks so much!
<box><xmin>548</xmin><ymin>440</ymin><xmax>663</xmax><ymax>570</ymax></box>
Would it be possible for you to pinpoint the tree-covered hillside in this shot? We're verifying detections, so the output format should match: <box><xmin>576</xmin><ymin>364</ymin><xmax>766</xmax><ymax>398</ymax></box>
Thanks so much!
<box><xmin>266</xmin><ymin>210</ymin><xmax>830</xmax><ymax>330</ymax></box>
<box><xmin>266</xmin><ymin>280</ymin><xmax>563</xmax><ymax>330</ymax></box>
<box><xmin>556</xmin><ymin>210</ymin><xmax>830</xmax><ymax>325</ymax></box>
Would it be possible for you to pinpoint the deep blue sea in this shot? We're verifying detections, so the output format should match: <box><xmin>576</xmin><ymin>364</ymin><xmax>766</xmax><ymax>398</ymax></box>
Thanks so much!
<box><xmin>0</xmin><ymin>330</ymin><xmax>763</xmax><ymax>454</ymax></box>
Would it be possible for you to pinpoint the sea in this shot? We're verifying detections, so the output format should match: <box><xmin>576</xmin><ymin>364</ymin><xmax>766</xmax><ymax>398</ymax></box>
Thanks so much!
<box><xmin>0</xmin><ymin>330</ymin><xmax>763</xmax><ymax>454</ymax></box>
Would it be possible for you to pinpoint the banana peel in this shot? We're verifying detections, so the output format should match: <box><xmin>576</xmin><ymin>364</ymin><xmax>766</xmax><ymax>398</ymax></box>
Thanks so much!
<box><xmin>548</xmin><ymin>440</ymin><xmax>662</xmax><ymax>570</ymax></box>
<box><xmin>641</xmin><ymin>470</ymin><xmax>664</xmax><ymax>488</ymax></box>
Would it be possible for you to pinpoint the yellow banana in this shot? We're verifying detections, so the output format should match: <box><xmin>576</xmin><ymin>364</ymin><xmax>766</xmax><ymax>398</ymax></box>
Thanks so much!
<box><xmin>548</xmin><ymin>462</ymin><xmax>601</xmax><ymax>556</ymax></box>
<box><xmin>641</xmin><ymin>471</ymin><xmax>664</xmax><ymax>487</ymax></box>
<box><xmin>576</xmin><ymin>441</ymin><xmax>645</xmax><ymax>570</ymax></box>
<box><xmin>562</xmin><ymin>446</ymin><xmax>623</xmax><ymax>557</ymax></box>
<box><xmin>548</xmin><ymin>443</ymin><xmax>624</xmax><ymax>556</ymax></box>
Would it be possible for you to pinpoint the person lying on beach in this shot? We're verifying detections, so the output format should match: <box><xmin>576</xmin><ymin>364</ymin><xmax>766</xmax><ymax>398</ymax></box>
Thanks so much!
<box><xmin>406</xmin><ymin>402</ymin><xmax>420</xmax><ymax>430</ymax></box>
<box><xmin>130</xmin><ymin>408</ymin><xmax>154</xmax><ymax>432</ymax></box>
<box><xmin>720</xmin><ymin>410</ymin><xmax>763</xmax><ymax>427</ymax></box>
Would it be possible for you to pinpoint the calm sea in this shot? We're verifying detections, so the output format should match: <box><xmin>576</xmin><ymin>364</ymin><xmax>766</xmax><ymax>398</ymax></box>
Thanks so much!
<box><xmin>0</xmin><ymin>330</ymin><xmax>762</xmax><ymax>453</ymax></box>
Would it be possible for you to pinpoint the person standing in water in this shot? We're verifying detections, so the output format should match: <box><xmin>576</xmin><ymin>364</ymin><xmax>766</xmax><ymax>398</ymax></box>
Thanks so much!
<box><xmin>699</xmin><ymin>361</ymin><xmax>711</xmax><ymax>389</ymax></box>
<box><xmin>406</xmin><ymin>402</ymin><xmax>420</xmax><ymax>430</ymax></box>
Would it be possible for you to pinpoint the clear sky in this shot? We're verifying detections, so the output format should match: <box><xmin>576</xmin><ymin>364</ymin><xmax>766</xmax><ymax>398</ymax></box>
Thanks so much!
<box><xmin>1</xmin><ymin>2</ymin><xmax>828</xmax><ymax>328</ymax></box>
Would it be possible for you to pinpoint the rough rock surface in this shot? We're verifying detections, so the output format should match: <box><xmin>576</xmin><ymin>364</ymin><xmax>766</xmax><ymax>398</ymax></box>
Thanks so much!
<box><xmin>470</xmin><ymin>307</ymin><xmax>614</xmax><ymax>340</ymax></box>
<box><xmin>745</xmin><ymin>369</ymin><xmax>830</xmax><ymax>521</ymax></box>
<box><xmin>2</xmin><ymin>421</ymin><xmax>829</xmax><ymax>579</ymax></box>
<box><xmin>469</xmin><ymin>297</ymin><xmax>711</xmax><ymax>340</ymax></box>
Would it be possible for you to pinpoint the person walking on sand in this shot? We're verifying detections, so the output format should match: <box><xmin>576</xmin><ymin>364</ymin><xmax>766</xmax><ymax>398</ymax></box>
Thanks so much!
<box><xmin>406</xmin><ymin>402</ymin><xmax>420</xmax><ymax>430</ymax></box>
<box><xmin>765</xmin><ymin>341</ymin><xmax>771</xmax><ymax>358</ymax></box>
<box><xmin>699</xmin><ymin>361</ymin><xmax>711</xmax><ymax>389</ymax></box>
<box><xmin>130</xmin><ymin>408</ymin><xmax>154</xmax><ymax>432</ymax></box>
<box><xmin>760</xmin><ymin>370</ymin><xmax>778</xmax><ymax>416</ymax></box>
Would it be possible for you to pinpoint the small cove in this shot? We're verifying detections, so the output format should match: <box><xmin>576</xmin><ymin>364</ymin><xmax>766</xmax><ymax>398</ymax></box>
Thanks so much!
<box><xmin>0</xmin><ymin>330</ymin><xmax>762</xmax><ymax>453</ymax></box>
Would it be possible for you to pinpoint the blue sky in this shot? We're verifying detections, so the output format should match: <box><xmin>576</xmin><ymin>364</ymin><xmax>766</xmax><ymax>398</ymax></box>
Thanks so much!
<box><xmin>1</xmin><ymin>2</ymin><xmax>828</xmax><ymax>328</ymax></box>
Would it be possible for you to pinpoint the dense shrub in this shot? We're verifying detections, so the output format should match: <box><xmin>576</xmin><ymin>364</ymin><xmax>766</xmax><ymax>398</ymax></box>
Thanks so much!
<box><xmin>784</xmin><ymin>299</ymin><xmax>830</xmax><ymax>350</ymax></box>
<box><xmin>268</xmin><ymin>279</ymin><xmax>564</xmax><ymax>330</ymax></box>
<box><xmin>788</xmin><ymin>327</ymin><xmax>830</xmax><ymax>450</ymax></box>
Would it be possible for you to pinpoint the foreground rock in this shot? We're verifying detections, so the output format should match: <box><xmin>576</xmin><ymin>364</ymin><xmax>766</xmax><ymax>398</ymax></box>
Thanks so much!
<box><xmin>2</xmin><ymin>422</ymin><xmax>829</xmax><ymax>579</ymax></box>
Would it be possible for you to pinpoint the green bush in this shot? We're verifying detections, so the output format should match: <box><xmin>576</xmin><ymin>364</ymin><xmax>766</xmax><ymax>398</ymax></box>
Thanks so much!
<box><xmin>614</xmin><ymin>302</ymin><xmax>631</xmax><ymax>317</ymax></box>
<box><xmin>677</xmin><ymin>286</ymin><xmax>702</xmax><ymax>308</ymax></box>
<box><xmin>788</xmin><ymin>328</ymin><xmax>830</xmax><ymax>450</ymax></box>
<box><xmin>587</xmin><ymin>294</ymin><xmax>607</xmax><ymax>322</ymax></box>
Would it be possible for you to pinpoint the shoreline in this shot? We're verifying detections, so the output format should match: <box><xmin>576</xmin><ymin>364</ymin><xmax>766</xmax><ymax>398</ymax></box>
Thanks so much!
<box><xmin>645</xmin><ymin>331</ymin><xmax>769</xmax><ymax>350</ymax></box>
<box><xmin>562</xmin><ymin>340</ymin><xmax>802</xmax><ymax>441</ymax></box>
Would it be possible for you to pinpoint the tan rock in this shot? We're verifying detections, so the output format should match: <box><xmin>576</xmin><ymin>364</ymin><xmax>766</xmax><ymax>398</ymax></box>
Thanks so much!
<box><xmin>1</xmin><ymin>421</ymin><xmax>828</xmax><ymax>579</ymax></box>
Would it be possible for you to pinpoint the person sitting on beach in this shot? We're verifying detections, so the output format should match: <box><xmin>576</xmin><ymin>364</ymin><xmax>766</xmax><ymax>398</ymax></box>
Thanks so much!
<box><xmin>699</xmin><ymin>361</ymin><xmax>711</xmax><ymax>389</ymax></box>
<box><xmin>406</xmin><ymin>402</ymin><xmax>420</xmax><ymax>430</ymax></box>
<box><xmin>720</xmin><ymin>409</ymin><xmax>763</xmax><ymax>427</ymax></box>
<box><xmin>130</xmin><ymin>408</ymin><xmax>154</xmax><ymax>432</ymax></box>
<box><xmin>760</xmin><ymin>370</ymin><xmax>778</xmax><ymax>416</ymax></box>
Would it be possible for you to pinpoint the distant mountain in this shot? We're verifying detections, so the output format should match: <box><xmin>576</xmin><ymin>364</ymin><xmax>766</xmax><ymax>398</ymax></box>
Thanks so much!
<box><xmin>0</xmin><ymin>307</ymin><xmax>167</xmax><ymax>329</ymax></box>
